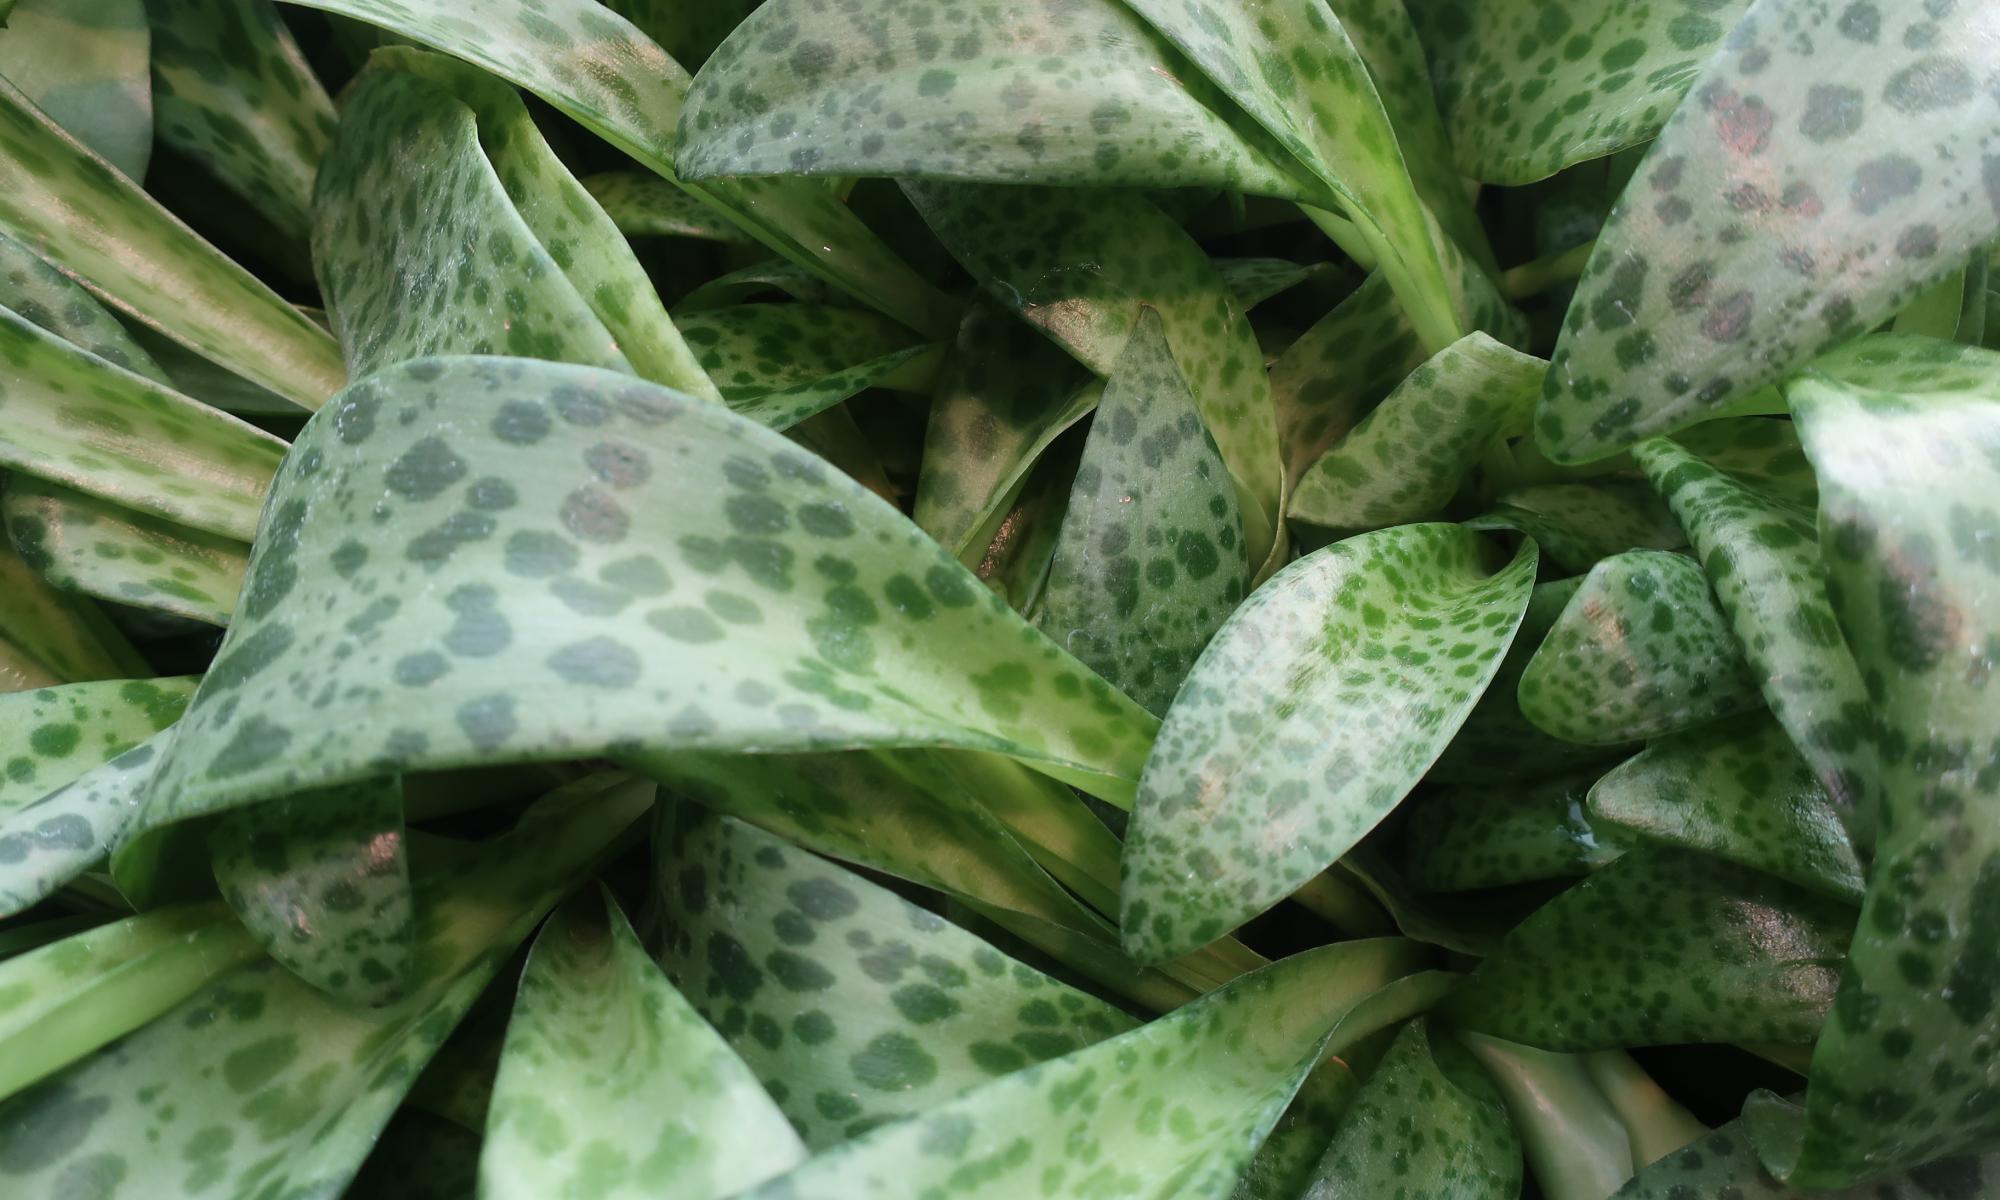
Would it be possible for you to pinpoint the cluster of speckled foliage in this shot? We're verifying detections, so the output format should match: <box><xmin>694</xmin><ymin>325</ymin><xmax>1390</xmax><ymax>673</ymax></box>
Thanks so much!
<box><xmin>0</xmin><ymin>0</ymin><xmax>1997</xmax><ymax>1198</ymax></box>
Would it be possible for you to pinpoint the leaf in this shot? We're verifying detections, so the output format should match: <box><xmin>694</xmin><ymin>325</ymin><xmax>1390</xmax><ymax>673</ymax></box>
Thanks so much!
<box><xmin>1405</xmin><ymin>769</ymin><xmax>1628</xmax><ymax>892</ymax></box>
<box><xmin>0</xmin><ymin>535</ymin><xmax>148</xmax><ymax>686</ymax></box>
<box><xmin>4</xmin><ymin>475</ymin><xmax>248</xmax><ymax>627</ymax></box>
<box><xmin>481</xmin><ymin>884</ymin><xmax>804</xmax><ymax>1200</ymax></box>
<box><xmin>1413</xmin><ymin>0</ymin><xmax>1752</xmax><ymax>184</ymax></box>
<box><xmin>0</xmin><ymin>774</ymin><xmax>651</xmax><ymax>1200</ymax></box>
<box><xmin>904</xmin><ymin>183</ymin><xmax>1283</xmax><ymax>572</ymax></box>
<box><xmin>1296</xmin><ymin>1019</ymin><xmax>1521</xmax><ymax>1200</ymax></box>
<box><xmin>1271</xmin><ymin>274</ymin><xmax>1425</xmax><ymax>489</ymax></box>
<box><xmin>1122</xmin><ymin>524</ymin><xmax>1536</xmax><ymax>962</ymax></box>
<box><xmin>1768</xmin><ymin>338</ymin><xmax>2000</xmax><ymax>1184</ymax></box>
<box><xmin>0</xmin><ymin>0</ymin><xmax>152</xmax><ymax>180</ymax></box>
<box><xmin>735</xmin><ymin>938</ymin><xmax>1429</xmax><ymax>1200</ymax></box>
<box><xmin>145</xmin><ymin>0</ymin><xmax>336</xmax><ymax>242</ymax></box>
<box><xmin>1442</xmin><ymin>847</ymin><xmax>1852</xmax><ymax>1050</ymax></box>
<box><xmin>1634</xmin><ymin>431</ymin><xmax>1874</xmax><ymax>852</ymax></box>
<box><xmin>0</xmin><ymin>676</ymin><xmax>193</xmax><ymax>814</ymax></box>
<box><xmin>599</xmin><ymin>0</ymin><xmax>760</xmax><ymax>70</ymax></box>
<box><xmin>283</xmin><ymin>0</ymin><xmax>955</xmax><ymax>337</ymax></box>
<box><xmin>350</xmin><ymin>1109</ymin><xmax>485</xmax><ymax>1200</ymax></box>
<box><xmin>582</xmin><ymin>171</ymin><xmax>755</xmax><ymax>243</ymax></box>
<box><xmin>1536</xmin><ymin>0</ymin><xmax>2000</xmax><ymax>462</ymax></box>
<box><xmin>1588</xmin><ymin>713</ymin><xmax>1865</xmax><ymax>904</ymax></box>
<box><xmin>0</xmin><ymin>74</ymin><xmax>343</xmax><ymax>408</ymax></box>
<box><xmin>1517</xmin><ymin>549</ymin><xmax>1762</xmax><ymax>745</ymax></box>
<box><xmin>1216</xmin><ymin>258</ymin><xmax>1320</xmax><ymax>312</ymax></box>
<box><xmin>1615</xmin><ymin>1112</ymin><xmax>2000</xmax><ymax>1200</ymax></box>
<box><xmin>1036</xmin><ymin>309</ymin><xmax>1246</xmax><ymax>716</ymax></box>
<box><xmin>121</xmin><ymin>353</ymin><xmax>1157</xmax><ymax>895</ymax></box>
<box><xmin>1469</xmin><ymin>479</ymin><xmax>1687</xmax><ymax>574</ymax></box>
<box><xmin>653</xmin><ymin>802</ymin><xmax>1139</xmax><ymax>1150</ymax></box>
<box><xmin>0</xmin><ymin>227</ymin><xmax>168</xmax><ymax>382</ymax></box>
<box><xmin>727</xmin><ymin>346</ymin><xmax>943</xmax><ymax>433</ymax></box>
<box><xmin>676</xmin><ymin>303</ymin><xmax>923</xmax><ymax>398</ymax></box>
<box><xmin>210</xmin><ymin>776</ymin><xmax>412</xmax><ymax>1006</ymax></box>
<box><xmin>0</xmin><ymin>305</ymin><xmax>286</xmax><ymax>540</ymax></box>
<box><xmin>313</xmin><ymin>53</ymin><xmax>718</xmax><ymax>400</ymax></box>
<box><xmin>0</xmin><ymin>725</ymin><xmax>175</xmax><ymax>916</ymax></box>
<box><xmin>1290</xmin><ymin>332</ymin><xmax>1543</xmax><ymax>530</ymax></box>
<box><xmin>1456</xmin><ymin>1033</ymin><xmax>1638</xmax><ymax>1200</ymax></box>
<box><xmin>0</xmin><ymin>901</ymin><xmax>259</xmax><ymax>1102</ymax></box>
<box><xmin>673</xmin><ymin>258</ymin><xmax>839</xmax><ymax>311</ymax></box>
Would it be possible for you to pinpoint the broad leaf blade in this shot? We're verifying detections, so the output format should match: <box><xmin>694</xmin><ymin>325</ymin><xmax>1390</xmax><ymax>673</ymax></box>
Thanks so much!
<box><xmin>1406</xmin><ymin>769</ymin><xmax>1627</xmax><ymax>892</ymax></box>
<box><xmin>0</xmin><ymin>0</ymin><xmax>152</xmax><ymax>180</ymax></box>
<box><xmin>1470</xmin><ymin>479</ymin><xmax>1686</xmax><ymax>574</ymax></box>
<box><xmin>4</xmin><ymin>476</ymin><xmax>248</xmax><ymax>627</ymax></box>
<box><xmin>0</xmin><ymin>676</ymin><xmax>193</xmax><ymax>814</ymax></box>
<box><xmin>0</xmin><ymin>725</ymin><xmax>175</xmax><ymax>915</ymax></box>
<box><xmin>1270</xmin><ymin>273</ymin><xmax>1424</xmax><ymax>489</ymax></box>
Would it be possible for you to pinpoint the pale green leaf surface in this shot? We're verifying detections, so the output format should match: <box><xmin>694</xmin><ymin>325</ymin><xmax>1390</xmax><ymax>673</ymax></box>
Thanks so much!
<box><xmin>0</xmin><ymin>724</ymin><xmax>174</xmax><ymax>916</ymax></box>
<box><xmin>1589</xmin><ymin>713</ymin><xmax>1864</xmax><ymax>905</ymax></box>
<box><xmin>0</xmin><ymin>535</ymin><xmax>147</xmax><ymax>686</ymax></box>
<box><xmin>482</xmin><ymin>884</ymin><xmax>805</xmax><ymax>1200</ymax></box>
<box><xmin>1270</xmin><ymin>273</ymin><xmax>1424</xmax><ymax>491</ymax></box>
<box><xmin>0</xmin><ymin>227</ymin><xmax>168</xmax><ymax>383</ymax></box>
<box><xmin>1469</xmin><ymin>478</ymin><xmax>1687</xmax><ymax>575</ymax></box>
<box><xmin>728</xmin><ymin>345</ymin><xmax>943</xmax><ymax>433</ymax></box>
<box><xmin>146</xmin><ymin>0</ymin><xmax>336</xmax><ymax>241</ymax></box>
<box><xmin>1538</xmin><ymin>0</ymin><xmax>2000</xmax><ymax>461</ymax></box>
<box><xmin>582</xmin><ymin>171</ymin><xmax>754</xmax><ymax>243</ymax></box>
<box><xmin>1290</xmin><ymin>332</ymin><xmax>1543</xmax><ymax>530</ymax></box>
<box><xmin>1442</xmin><ymin>847</ymin><xmax>1852</xmax><ymax>1050</ymax></box>
<box><xmin>654</xmin><ymin>802</ymin><xmax>1139</xmax><ymax>1150</ymax></box>
<box><xmin>0</xmin><ymin>675</ymin><xmax>192</xmax><ymax>816</ymax></box>
<box><xmin>0</xmin><ymin>0</ymin><xmax>152</xmax><ymax>180</ymax></box>
<box><xmin>0</xmin><ymin>74</ymin><xmax>342</xmax><ymax>407</ymax></box>
<box><xmin>674</xmin><ymin>259</ymin><xmax>839</xmax><ymax>311</ymax></box>
<box><xmin>1518</xmin><ymin>549</ymin><xmax>1761</xmax><ymax>745</ymax></box>
<box><xmin>1457</xmin><ymin>1033</ymin><xmax>1636</xmax><ymax>1200</ymax></box>
<box><xmin>676</xmin><ymin>303</ymin><xmax>921</xmax><ymax>398</ymax></box>
<box><xmin>1122</xmin><ymin>525</ymin><xmax>1536</xmax><ymax>962</ymax></box>
<box><xmin>1406</xmin><ymin>769</ymin><xmax>1628</xmax><ymax>893</ymax></box>
<box><xmin>600</xmin><ymin>0</ymin><xmax>758</xmax><ymax>69</ymax></box>
<box><xmin>4</xmin><ymin>475</ymin><xmax>248</xmax><ymax>627</ymax></box>
<box><xmin>1037</xmin><ymin>309</ymin><xmax>1246</xmax><ymax>716</ymax></box>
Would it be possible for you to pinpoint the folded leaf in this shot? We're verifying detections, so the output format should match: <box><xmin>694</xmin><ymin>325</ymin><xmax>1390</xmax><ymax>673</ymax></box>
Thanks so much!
<box><xmin>1538</xmin><ymin>0</ymin><xmax>2000</xmax><ymax>461</ymax></box>
<box><xmin>0</xmin><ymin>725</ymin><xmax>174</xmax><ymax>915</ymax></box>
<box><xmin>0</xmin><ymin>227</ymin><xmax>168</xmax><ymax>382</ymax></box>
<box><xmin>1414</xmin><ymin>0</ymin><xmax>1752</xmax><ymax>184</ymax></box>
<box><xmin>735</xmin><ymin>937</ymin><xmax>1428</xmax><ymax>1200</ymax></box>
<box><xmin>146</xmin><ymin>0</ymin><xmax>336</xmax><ymax>241</ymax></box>
<box><xmin>677</xmin><ymin>303</ymin><xmax>921</xmax><ymax>398</ymax></box>
<box><xmin>654</xmin><ymin>802</ymin><xmax>1139</xmax><ymax>1149</ymax></box>
<box><xmin>1469</xmin><ymin>478</ymin><xmax>1686</xmax><ymax>574</ymax></box>
<box><xmin>1271</xmin><ymin>274</ymin><xmax>1425</xmax><ymax>489</ymax></box>
<box><xmin>1123</xmin><ymin>524</ymin><xmax>1536</xmax><ymax>962</ymax></box>
<box><xmin>1037</xmin><ymin>309</ymin><xmax>1246</xmax><ymax>716</ymax></box>
<box><xmin>1291</xmin><ymin>332</ymin><xmax>1543</xmax><ymax>530</ymax></box>
<box><xmin>1443</xmin><ymin>847</ymin><xmax>1852</xmax><ymax>1050</ymax></box>
<box><xmin>1773</xmin><ymin>338</ymin><xmax>2000</xmax><ymax>1183</ymax></box>
<box><xmin>1406</xmin><ymin>769</ymin><xmax>1627</xmax><ymax>892</ymax></box>
<box><xmin>1518</xmin><ymin>549</ymin><xmax>1762</xmax><ymax>745</ymax></box>
<box><xmin>4</xmin><ymin>475</ymin><xmax>248</xmax><ymax>626</ymax></box>
<box><xmin>483</xmin><ymin>884</ymin><xmax>804</xmax><ymax>1200</ymax></box>
<box><xmin>0</xmin><ymin>0</ymin><xmax>152</xmax><ymax>180</ymax></box>
<box><xmin>0</xmin><ymin>675</ymin><xmax>193</xmax><ymax>814</ymax></box>
<box><xmin>1589</xmin><ymin>713</ymin><xmax>1864</xmax><ymax>904</ymax></box>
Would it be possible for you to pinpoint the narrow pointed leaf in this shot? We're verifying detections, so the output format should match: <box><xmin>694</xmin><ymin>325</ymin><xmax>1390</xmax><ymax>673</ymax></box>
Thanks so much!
<box><xmin>1122</xmin><ymin>525</ymin><xmax>1536</xmax><ymax>962</ymax></box>
<box><xmin>1290</xmin><ymin>333</ymin><xmax>1543</xmax><ymax>530</ymax></box>
<box><xmin>0</xmin><ymin>901</ymin><xmax>259</xmax><ymax>1102</ymax></box>
<box><xmin>654</xmin><ymin>803</ymin><xmax>1139</xmax><ymax>1150</ymax></box>
<box><xmin>0</xmin><ymin>536</ymin><xmax>147</xmax><ymax>685</ymax></box>
<box><xmin>0</xmin><ymin>676</ymin><xmax>193</xmax><ymax>814</ymax></box>
<box><xmin>1469</xmin><ymin>479</ymin><xmax>1686</xmax><ymax>574</ymax></box>
<box><xmin>1589</xmin><ymin>714</ymin><xmax>1864</xmax><ymax>904</ymax></box>
<box><xmin>1217</xmin><ymin>259</ymin><xmax>1319</xmax><ymax>312</ymax></box>
<box><xmin>0</xmin><ymin>0</ymin><xmax>152</xmax><ymax>180</ymax></box>
<box><xmin>0</xmin><ymin>74</ymin><xmax>342</xmax><ymax>407</ymax></box>
<box><xmin>0</xmin><ymin>725</ymin><xmax>175</xmax><ymax>915</ymax></box>
<box><xmin>1037</xmin><ymin>309</ymin><xmax>1246</xmax><ymax>716</ymax></box>
<box><xmin>1414</xmin><ymin>0</ymin><xmax>1752</xmax><ymax>184</ymax></box>
<box><xmin>1442</xmin><ymin>847</ymin><xmax>1852</xmax><ymax>1050</ymax></box>
<box><xmin>0</xmin><ymin>228</ymin><xmax>168</xmax><ymax>382</ymax></box>
<box><xmin>737</xmin><ymin>938</ymin><xmax>1427</xmax><ymax>1200</ymax></box>
<box><xmin>481</xmin><ymin>885</ymin><xmax>804</xmax><ymax>1200</ymax></box>
<box><xmin>4</xmin><ymin>475</ymin><xmax>248</xmax><ymax>626</ymax></box>
<box><xmin>1615</xmin><ymin>1114</ymin><xmax>2000</xmax><ymax>1200</ymax></box>
<box><xmin>727</xmin><ymin>345</ymin><xmax>943</xmax><ymax>433</ymax></box>
<box><xmin>1518</xmin><ymin>549</ymin><xmax>1762</xmax><ymax>745</ymax></box>
<box><xmin>1538</xmin><ymin>0</ymin><xmax>2000</xmax><ymax>461</ymax></box>
<box><xmin>677</xmin><ymin>303</ymin><xmax>921</xmax><ymax>398</ymax></box>
<box><xmin>146</xmin><ymin>0</ymin><xmax>336</xmax><ymax>241</ymax></box>
<box><xmin>1406</xmin><ymin>769</ymin><xmax>1628</xmax><ymax>892</ymax></box>
<box><xmin>1270</xmin><ymin>273</ymin><xmax>1424</xmax><ymax>488</ymax></box>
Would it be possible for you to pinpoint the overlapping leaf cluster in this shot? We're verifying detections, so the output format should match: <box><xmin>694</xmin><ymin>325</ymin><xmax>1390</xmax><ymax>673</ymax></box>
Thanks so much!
<box><xmin>0</xmin><ymin>1</ymin><xmax>1996</xmax><ymax>1198</ymax></box>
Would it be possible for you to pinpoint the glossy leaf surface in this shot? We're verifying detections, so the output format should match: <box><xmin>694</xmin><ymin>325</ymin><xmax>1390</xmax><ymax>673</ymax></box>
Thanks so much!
<box><xmin>0</xmin><ymin>676</ymin><xmax>191</xmax><ymax>815</ymax></box>
<box><xmin>4</xmin><ymin>476</ymin><xmax>248</xmax><ymax>627</ymax></box>
<box><xmin>0</xmin><ymin>0</ymin><xmax>152</xmax><ymax>180</ymax></box>
<box><xmin>1406</xmin><ymin>770</ymin><xmax>1627</xmax><ymax>893</ymax></box>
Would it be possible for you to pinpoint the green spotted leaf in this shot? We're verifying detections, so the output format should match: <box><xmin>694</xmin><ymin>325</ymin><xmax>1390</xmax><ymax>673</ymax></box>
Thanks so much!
<box><xmin>0</xmin><ymin>901</ymin><xmax>259</xmax><ymax>1102</ymax></box>
<box><xmin>1538</xmin><ymin>0</ymin><xmax>2000</xmax><ymax>462</ymax></box>
<box><xmin>1271</xmin><ymin>274</ymin><xmax>1425</xmax><ymax>489</ymax></box>
<box><xmin>210</xmin><ymin>776</ymin><xmax>412</xmax><ymax>1006</ymax></box>
<box><xmin>1037</xmin><ymin>309</ymin><xmax>1246</xmax><ymax>716</ymax></box>
<box><xmin>600</xmin><ymin>0</ymin><xmax>759</xmax><ymax>69</ymax></box>
<box><xmin>1</xmin><ymin>725</ymin><xmax>174</xmax><ymax>915</ymax></box>
<box><xmin>676</xmin><ymin>303</ymin><xmax>926</xmax><ymax>402</ymax></box>
<box><xmin>1290</xmin><ymin>332</ymin><xmax>1543</xmax><ymax>531</ymax></box>
<box><xmin>0</xmin><ymin>676</ymin><xmax>193</xmax><ymax>814</ymax></box>
<box><xmin>0</xmin><ymin>774</ymin><xmax>650</xmax><ymax>1200</ymax></box>
<box><xmin>1771</xmin><ymin>337</ymin><xmax>2000</xmax><ymax>1184</ymax></box>
<box><xmin>1296</xmin><ymin>1018</ymin><xmax>1521</xmax><ymax>1200</ymax></box>
<box><xmin>1217</xmin><ymin>258</ymin><xmax>1321</xmax><ymax>312</ymax></box>
<box><xmin>673</xmin><ymin>258</ymin><xmax>839</xmax><ymax>311</ymax></box>
<box><xmin>1414</xmin><ymin>0</ymin><xmax>1752</xmax><ymax>184</ymax></box>
<box><xmin>904</xmin><ymin>183</ymin><xmax>1283</xmax><ymax>572</ymax></box>
<box><xmin>119</xmin><ymin>354</ymin><xmax>1156</xmax><ymax>895</ymax></box>
<box><xmin>0</xmin><ymin>535</ymin><xmax>147</xmax><ymax>688</ymax></box>
<box><xmin>1518</xmin><ymin>550</ymin><xmax>1762</xmax><ymax>745</ymax></box>
<box><xmin>0</xmin><ymin>74</ymin><xmax>342</xmax><ymax>408</ymax></box>
<box><xmin>729</xmin><ymin>345</ymin><xmax>943</xmax><ymax>433</ymax></box>
<box><xmin>3</xmin><ymin>475</ymin><xmax>248</xmax><ymax>627</ymax></box>
<box><xmin>482</xmin><ymin>884</ymin><xmax>804</xmax><ymax>1200</ymax></box>
<box><xmin>734</xmin><ymin>937</ymin><xmax>1429</xmax><ymax>1200</ymax></box>
<box><xmin>0</xmin><ymin>305</ymin><xmax>286</xmax><ymax>540</ymax></box>
<box><xmin>1588</xmin><ymin>713</ymin><xmax>1865</xmax><ymax>904</ymax></box>
<box><xmin>1122</xmin><ymin>524</ymin><xmax>1536</xmax><ymax>962</ymax></box>
<box><xmin>582</xmin><ymin>171</ymin><xmax>755</xmax><ymax>243</ymax></box>
<box><xmin>1635</xmin><ymin>430</ymin><xmax>1874</xmax><ymax>853</ymax></box>
<box><xmin>0</xmin><ymin>228</ymin><xmax>167</xmax><ymax>382</ymax></box>
<box><xmin>654</xmin><ymin>802</ymin><xmax>1140</xmax><ymax>1150</ymax></box>
<box><xmin>1406</xmin><ymin>769</ymin><xmax>1628</xmax><ymax>893</ymax></box>
<box><xmin>1615</xmin><ymin>1112</ymin><xmax>2000</xmax><ymax>1200</ymax></box>
<box><xmin>145</xmin><ymin>0</ymin><xmax>335</xmax><ymax>242</ymax></box>
<box><xmin>0</xmin><ymin>0</ymin><xmax>152</xmax><ymax>180</ymax></box>
<box><xmin>1469</xmin><ymin>477</ymin><xmax>1688</xmax><ymax>575</ymax></box>
<box><xmin>1442</xmin><ymin>847</ymin><xmax>1852</xmax><ymax>1051</ymax></box>
<box><xmin>283</xmin><ymin>0</ymin><xmax>955</xmax><ymax>338</ymax></box>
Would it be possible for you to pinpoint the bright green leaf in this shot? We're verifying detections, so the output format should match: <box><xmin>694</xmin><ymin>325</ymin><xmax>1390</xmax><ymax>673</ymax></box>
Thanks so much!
<box><xmin>0</xmin><ymin>228</ymin><xmax>168</xmax><ymax>382</ymax></box>
<box><xmin>1</xmin><ymin>725</ymin><xmax>175</xmax><ymax>915</ymax></box>
<box><xmin>1406</xmin><ymin>769</ymin><xmax>1628</xmax><ymax>892</ymax></box>
<box><xmin>1271</xmin><ymin>274</ymin><xmax>1425</xmax><ymax>490</ymax></box>
<box><xmin>0</xmin><ymin>675</ymin><xmax>192</xmax><ymax>815</ymax></box>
